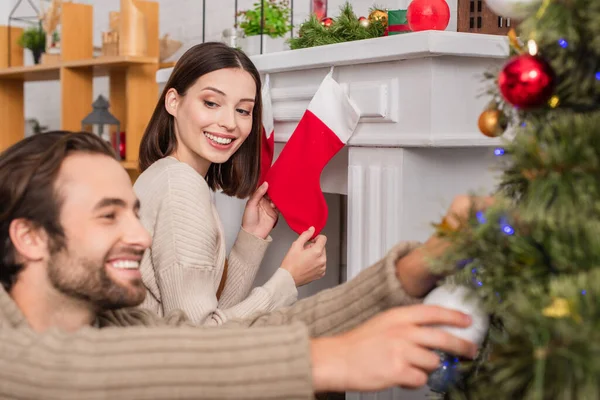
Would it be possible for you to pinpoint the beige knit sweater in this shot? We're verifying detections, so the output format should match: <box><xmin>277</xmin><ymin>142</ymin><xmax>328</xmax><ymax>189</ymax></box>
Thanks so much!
<box><xmin>133</xmin><ymin>157</ymin><xmax>298</xmax><ymax>325</ymax></box>
<box><xmin>0</xmin><ymin>241</ymin><xmax>422</xmax><ymax>399</ymax></box>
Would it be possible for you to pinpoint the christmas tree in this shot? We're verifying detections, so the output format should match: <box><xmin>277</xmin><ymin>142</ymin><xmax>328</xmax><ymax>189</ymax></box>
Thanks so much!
<box><xmin>430</xmin><ymin>0</ymin><xmax>600</xmax><ymax>398</ymax></box>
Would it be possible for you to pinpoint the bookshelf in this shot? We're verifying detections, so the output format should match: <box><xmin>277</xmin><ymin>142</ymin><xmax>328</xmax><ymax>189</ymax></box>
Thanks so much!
<box><xmin>0</xmin><ymin>1</ymin><xmax>160</xmax><ymax>181</ymax></box>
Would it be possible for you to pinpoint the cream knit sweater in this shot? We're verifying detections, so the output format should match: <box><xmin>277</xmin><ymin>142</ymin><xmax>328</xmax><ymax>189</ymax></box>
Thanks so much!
<box><xmin>133</xmin><ymin>157</ymin><xmax>297</xmax><ymax>325</ymax></box>
<box><xmin>0</xmin><ymin>240</ymin><xmax>423</xmax><ymax>399</ymax></box>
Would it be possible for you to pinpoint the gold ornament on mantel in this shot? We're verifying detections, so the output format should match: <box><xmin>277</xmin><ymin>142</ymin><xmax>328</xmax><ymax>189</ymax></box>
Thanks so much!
<box><xmin>368</xmin><ymin>9</ymin><xmax>388</xmax><ymax>29</ymax></box>
<box><xmin>478</xmin><ymin>108</ymin><xmax>508</xmax><ymax>138</ymax></box>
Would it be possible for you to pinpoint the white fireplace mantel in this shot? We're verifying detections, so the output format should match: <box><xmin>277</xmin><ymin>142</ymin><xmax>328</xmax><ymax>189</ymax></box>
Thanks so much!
<box><xmin>157</xmin><ymin>31</ymin><xmax>510</xmax><ymax>149</ymax></box>
<box><xmin>156</xmin><ymin>31</ymin><xmax>508</xmax><ymax>400</ymax></box>
<box><xmin>249</xmin><ymin>30</ymin><xmax>508</xmax><ymax>72</ymax></box>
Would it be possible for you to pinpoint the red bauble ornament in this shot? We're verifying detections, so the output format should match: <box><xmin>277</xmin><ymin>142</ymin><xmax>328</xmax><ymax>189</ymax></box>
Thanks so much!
<box><xmin>321</xmin><ymin>17</ymin><xmax>334</xmax><ymax>27</ymax></box>
<box><xmin>407</xmin><ymin>0</ymin><xmax>450</xmax><ymax>31</ymax></box>
<box><xmin>358</xmin><ymin>16</ymin><xmax>369</xmax><ymax>27</ymax></box>
<box><xmin>498</xmin><ymin>54</ymin><xmax>555</xmax><ymax>109</ymax></box>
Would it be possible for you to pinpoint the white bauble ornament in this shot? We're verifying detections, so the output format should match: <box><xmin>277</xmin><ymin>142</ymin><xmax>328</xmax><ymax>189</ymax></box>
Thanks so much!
<box><xmin>423</xmin><ymin>285</ymin><xmax>489</xmax><ymax>346</ymax></box>
<box><xmin>484</xmin><ymin>0</ymin><xmax>536</xmax><ymax>20</ymax></box>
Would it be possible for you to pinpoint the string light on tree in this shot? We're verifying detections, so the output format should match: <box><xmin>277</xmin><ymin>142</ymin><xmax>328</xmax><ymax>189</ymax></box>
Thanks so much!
<box><xmin>358</xmin><ymin>16</ymin><xmax>369</xmax><ymax>27</ymax></box>
<box><xmin>527</xmin><ymin>39</ymin><xmax>538</xmax><ymax>56</ymax></box>
<box><xmin>499</xmin><ymin>216</ymin><xmax>515</xmax><ymax>235</ymax></box>
<box><xmin>476</xmin><ymin>211</ymin><xmax>487</xmax><ymax>224</ymax></box>
<box><xmin>558</xmin><ymin>38</ymin><xmax>568</xmax><ymax>48</ymax></box>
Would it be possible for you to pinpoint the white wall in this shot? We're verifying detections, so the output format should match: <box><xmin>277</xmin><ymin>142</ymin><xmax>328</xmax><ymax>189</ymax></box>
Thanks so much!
<box><xmin>1</xmin><ymin>0</ymin><xmax>458</xmax><ymax>132</ymax></box>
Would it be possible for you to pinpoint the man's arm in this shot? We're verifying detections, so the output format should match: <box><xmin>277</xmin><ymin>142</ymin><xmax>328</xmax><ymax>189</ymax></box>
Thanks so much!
<box><xmin>226</xmin><ymin>240</ymin><xmax>426</xmax><ymax>336</ymax></box>
<box><xmin>126</xmin><ymin>239</ymin><xmax>438</xmax><ymax>337</ymax></box>
<box><xmin>0</xmin><ymin>321</ymin><xmax>314</xmax><ymax>399</ymax></box>
<box><xmin>0</xmin><ymin>303</ymin><xmax>477</xmax><ymax>400</ymax></box>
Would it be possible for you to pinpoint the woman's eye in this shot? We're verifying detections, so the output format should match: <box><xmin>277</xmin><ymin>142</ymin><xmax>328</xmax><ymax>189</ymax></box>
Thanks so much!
<box><xmin>204</xmin><ymin>101</ymin><xmax>218</xmax><ymax>108</ymax></box>
<box><xmin>237</xmin><ymin>109</ymin><xmax>251</xmax><ymax>116</ymax></box>
<box><xmin>101</xmin><ymin>213</ymin><xmax>116</xmax><ymax>220</ymax></box>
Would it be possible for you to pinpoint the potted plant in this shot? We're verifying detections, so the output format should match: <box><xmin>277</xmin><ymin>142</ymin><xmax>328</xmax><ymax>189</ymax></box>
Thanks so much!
<box><xmin>18</xmin><ymin>24</ymin><xmax>47</xmax><ymax>64</ymax></box>
<box><xmin>238</xmin><ymin>0</ymin><xmax>292</xmax><ymax>55</ymax></box>
<box><xmin>18</xmin><ymin>24</ymin><xmax>46</xmax><ymax>64</ymax></box>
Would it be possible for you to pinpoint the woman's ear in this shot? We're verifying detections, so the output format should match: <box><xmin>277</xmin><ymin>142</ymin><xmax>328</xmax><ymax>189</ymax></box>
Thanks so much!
<box><xmin>165</xmin><ymin>88</ymin><xmax>179</xmax><ymax>117</ymax></box>
<box><xmin>9</xmin><ymin>219</ymin><xmax>48</xmax><ymax>263</ymax></box>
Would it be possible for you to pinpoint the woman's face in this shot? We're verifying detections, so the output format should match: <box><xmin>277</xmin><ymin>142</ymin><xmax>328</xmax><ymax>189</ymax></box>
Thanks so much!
<box><xmin>165</xmin><ymin>67</ymin><xmax>257</xmax><ymax>176</ymax></box>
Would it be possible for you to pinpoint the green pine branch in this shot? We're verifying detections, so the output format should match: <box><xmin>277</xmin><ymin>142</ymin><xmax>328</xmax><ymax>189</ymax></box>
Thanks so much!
<box><xmin>288</xmin><ymin>2</ymin><xmax>386</xmax><ymax>50</ymax></box>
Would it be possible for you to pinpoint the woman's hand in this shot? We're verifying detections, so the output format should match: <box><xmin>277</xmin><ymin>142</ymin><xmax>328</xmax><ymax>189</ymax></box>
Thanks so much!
<box><xmin>241</xmin><ymin>182</ymin><xmax>279</xmax><ymax>240</ymax></box>
<box><xmin>280</xmin><ymin>227</ymin><xmax>327</xmax><ymax>287</ymax></box>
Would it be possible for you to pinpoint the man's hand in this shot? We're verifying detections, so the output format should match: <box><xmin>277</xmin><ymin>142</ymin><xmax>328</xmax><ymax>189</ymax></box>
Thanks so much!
<box><xmin>395</xmin><ymin>195</ymin><xmax>494</xmax><ymax>298</ymax></box>
<box><xmin>441</xmin><ymin>194</ymin><xmax>495</xmax><ymax>231</ymax></box>
<box><xmin>311</xmin><ymin>304</ymin><xmax>478</xmax><ymax>393</ymax></box>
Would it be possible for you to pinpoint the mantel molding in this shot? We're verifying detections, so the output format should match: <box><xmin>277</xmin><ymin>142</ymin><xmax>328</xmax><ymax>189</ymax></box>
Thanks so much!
<box><xmin>156</xmin><ymin>31</ymin><xmax>509</xmax><ymax>80</ymax></box>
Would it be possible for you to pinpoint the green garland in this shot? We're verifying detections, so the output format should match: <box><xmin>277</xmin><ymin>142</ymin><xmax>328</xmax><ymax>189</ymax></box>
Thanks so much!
<box><xmin>288</xmin><ymin>2</ymin><xmax>386</xmax><ymax>50</ymax></box>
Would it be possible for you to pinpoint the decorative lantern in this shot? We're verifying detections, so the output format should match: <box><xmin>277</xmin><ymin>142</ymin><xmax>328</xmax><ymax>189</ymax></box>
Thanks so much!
<box><xmin>81</xmin><ymin>95</ymin><xmax>122</xmax><ymax>160</ymax></box>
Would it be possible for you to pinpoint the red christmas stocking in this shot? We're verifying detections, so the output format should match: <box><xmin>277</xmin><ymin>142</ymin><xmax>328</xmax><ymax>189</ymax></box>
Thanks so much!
<box><xmin>265</xmin><ymin>72</ymin><xmax>360</xmax><ymax>237</ymax></box>
<box><xmin>258</xmin><ymin>75</ymin><xmax>275</xmax><ymax>186</ymax></box>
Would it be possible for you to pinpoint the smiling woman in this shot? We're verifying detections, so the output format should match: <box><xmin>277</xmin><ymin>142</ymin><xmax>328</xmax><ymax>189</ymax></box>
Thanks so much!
<box><xmin>133</xmin><ymin>43</ymin><xmax>328</xmax><ymax>325</ymax></box>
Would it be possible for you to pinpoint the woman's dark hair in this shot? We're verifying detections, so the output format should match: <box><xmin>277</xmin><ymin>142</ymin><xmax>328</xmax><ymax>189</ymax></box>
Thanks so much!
<box><xmin>138</xmin><ymin>42</ymin><xmax>263</xmax><ymax>198</ymax></box>
<box><xmin>0</xmin><ymin>131</ymin><xmax>117</xmax><ymax>290</ymax></box>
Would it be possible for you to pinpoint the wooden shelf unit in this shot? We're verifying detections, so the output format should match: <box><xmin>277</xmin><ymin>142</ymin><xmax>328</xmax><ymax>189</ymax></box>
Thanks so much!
<box><xmin>0</xmin><ymin>55</ymin><xmax>158</xmax><ymax>81</ymax></box>
<box><xmin>0</xmin><ymin>1</ymin><xmax>159</xmax><ymax>177</ymax></box>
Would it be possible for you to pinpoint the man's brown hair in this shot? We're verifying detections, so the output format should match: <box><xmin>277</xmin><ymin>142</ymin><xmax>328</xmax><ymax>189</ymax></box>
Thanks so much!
<box><xmin>0</xmin><ymin>131</ymin><xmax>117</xmax><ymax>290</ymax></box>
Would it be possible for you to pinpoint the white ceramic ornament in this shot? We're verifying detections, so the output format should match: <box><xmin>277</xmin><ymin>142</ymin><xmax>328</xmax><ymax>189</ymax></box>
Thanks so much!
<box><xmin>423</xmin><ymin>284</ymin><xmax>489</xmax><ymax>346</ymax></box>
<box><xmin>484</xmin><ymin>0</ymin><xmax>537</xmax><ymax>20</ymax></box>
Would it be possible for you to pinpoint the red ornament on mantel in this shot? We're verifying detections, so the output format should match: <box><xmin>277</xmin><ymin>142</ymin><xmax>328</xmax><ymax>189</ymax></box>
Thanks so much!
<box><xmin>407</xmin><ymin>0</ymin><xmax>450</xmax><ymax>31</ymax></box>
<box><xmin>498</xmin><ymin>54</ymin><xmax>555</xmax><ymax>109</ymax></box>
<box><xmin>321</xmin><ymin>17</ymin><xmax>334</xmax><ymax>27</ymax></box>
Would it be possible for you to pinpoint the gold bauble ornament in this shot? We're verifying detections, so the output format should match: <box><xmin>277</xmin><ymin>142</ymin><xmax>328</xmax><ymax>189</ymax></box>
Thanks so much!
<box><xmin>368</xmin><ymin>9</ymin><xmax>388</xmax><ymax>29</ymax></box>
<box><xmin>478</xmin><ymin>109</ymin><xmax>508</xmax><ymax>138</ymax></box>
